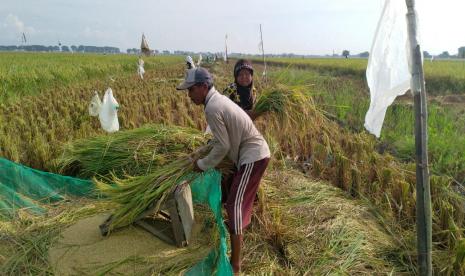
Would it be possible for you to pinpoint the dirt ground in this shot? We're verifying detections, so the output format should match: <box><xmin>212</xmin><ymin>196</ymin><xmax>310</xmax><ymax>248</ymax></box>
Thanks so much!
<box><xmin>49</xmin><ymin>212</ymin><xmax>214</xmax><ymax>275</ymax></box>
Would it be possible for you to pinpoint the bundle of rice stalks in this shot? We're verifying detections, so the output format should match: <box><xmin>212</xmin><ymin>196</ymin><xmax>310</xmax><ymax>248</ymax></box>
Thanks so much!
<box><xmin>95</xmin><ymin>157</ymin><xmax>197</xmax><ymax>232</ymax></box>
<box><xmin>55</xmin><ymin>124</ymin><xmax>207</xmax><ymax>178</ymax></box>
<box><xmin>94</xmin><ymin>145</ymin><xmax>233</xmax><ymax>233</ymax></box>
<box><xmin>254</xmin><ymin>88</ymin><xmax>287</xmax><ymax>115</ymax></box>
<box><xmin>253</xmin><ymin>84</ymin><xmax>313</xmax><ymax>121</ymax></box>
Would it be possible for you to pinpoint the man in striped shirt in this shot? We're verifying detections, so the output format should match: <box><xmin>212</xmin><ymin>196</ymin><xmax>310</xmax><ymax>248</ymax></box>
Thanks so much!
<box><xmin>177</xmin><ymin>67</ymin><xmax>270</xmax><ymax>275</ymax></box>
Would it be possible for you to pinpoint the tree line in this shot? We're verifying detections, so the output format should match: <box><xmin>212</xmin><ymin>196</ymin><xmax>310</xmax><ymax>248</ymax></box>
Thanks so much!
<box><xmin>1</xmin><ymin>44</ymin><xmax>464</xmax><ymax>58</ymax></box>
<box><xmin>340</xmin><ymin>47</ymin><xmax>465</xmax><ymax>59</ymax></box>
<box><xmin>0</xmin><ymin>45</ymin><xmax>120</xmax><ymax>53</ymax></box>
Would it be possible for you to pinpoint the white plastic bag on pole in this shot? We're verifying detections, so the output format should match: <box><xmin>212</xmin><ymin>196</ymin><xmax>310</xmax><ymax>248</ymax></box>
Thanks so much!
<box><xmin>137</xmin><ymin>58</ymin><xmax>145</xmax><ymax>79</ymax></box>
<box><xmin>364</xmin><ymin>0</ymin><xmax>411</xmax><ymax>137</ymax></box>
<box><xmin>99</xmin><ymin>88</ymin><xmax>120</xmax><ymax>133</ymax></box>
<box><xmin>88</xmin><ymin>91</ymin><xmax>102</xmax><ymax>116</ymax></box>
<box><xmin>197</xmin><ymin>54</ymin><xmax>202</xmax><ymax>66</ymax></box>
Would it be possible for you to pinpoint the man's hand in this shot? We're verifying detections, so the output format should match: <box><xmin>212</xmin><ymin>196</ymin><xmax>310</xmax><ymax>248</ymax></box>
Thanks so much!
<box><xmin>192</xmin><ymin>158</ymin><xmax>204</xmax><ymax>173</ymax></box>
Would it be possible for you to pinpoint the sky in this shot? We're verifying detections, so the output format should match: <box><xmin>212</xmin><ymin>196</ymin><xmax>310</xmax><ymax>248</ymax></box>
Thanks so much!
<box><xmin>0</xmin><ymin>0</ymin><xmax>463</xmax><ymax>55</ymax></box>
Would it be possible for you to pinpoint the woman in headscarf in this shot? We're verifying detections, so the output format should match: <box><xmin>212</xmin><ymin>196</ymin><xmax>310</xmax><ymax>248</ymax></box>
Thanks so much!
<box><xmin>223</xmin><ymin>59</ymin><xmax>260</xmax><ymax>120</ymax></box>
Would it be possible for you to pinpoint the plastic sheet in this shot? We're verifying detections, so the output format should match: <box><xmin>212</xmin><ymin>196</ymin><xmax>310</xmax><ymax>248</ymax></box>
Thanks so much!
<box><xmin>365</xmin><ymin>0</ymin><xmax>412</xmax><ymax>137</ymax></box>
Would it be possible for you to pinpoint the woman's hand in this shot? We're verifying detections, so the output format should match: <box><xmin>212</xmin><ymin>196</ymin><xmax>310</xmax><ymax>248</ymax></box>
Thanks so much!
<box><xmin>246</xmin><ymin>110</ymin><xmax>261</xmax><ymax>121</ymax></box>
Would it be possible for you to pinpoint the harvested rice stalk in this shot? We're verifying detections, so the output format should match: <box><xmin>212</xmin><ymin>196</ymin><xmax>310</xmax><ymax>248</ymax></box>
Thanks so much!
<box><xmin>254</xmin><ymin>84</ymin><xmax>312</xmax><ymax>120</ymax></box>
<box><xmin>0</xmin><ymin>200</ymin><xmax>114</xmax><ymax>275</ymax></box>
<box><xmin>55</xmin><ymin>124</ymin><xmax>207</xmax><ymax>178</ymax></box>
<box><xmin>95</xmin><ymin>157</ymin><xmax>196</xmax><ymax>231</ymax></box>
<box><xmin>254</xmin><ymin>88</ymin><xmax>287</xmax><ymax>116</ymax></box>
<box><xmin>94</xmin><ymin>145</ymin><xmax>233</xmax><ymax>233</ymax></box>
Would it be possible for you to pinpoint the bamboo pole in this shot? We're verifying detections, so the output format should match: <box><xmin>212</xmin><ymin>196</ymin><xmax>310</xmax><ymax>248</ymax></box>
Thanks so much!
<box><xmin>225</xmin><ymin>34</ymin><xmax>229</xmax><ymax>64</ymax></box>
<box><xmin>405</xmin><ymin>0</ymin><xmax>432</xmax><ymax>275</ymax></box>
<box><xmin>259</xmin><ymin>24</ymin><xmax>267</xmax><ymax>80</ymax></box>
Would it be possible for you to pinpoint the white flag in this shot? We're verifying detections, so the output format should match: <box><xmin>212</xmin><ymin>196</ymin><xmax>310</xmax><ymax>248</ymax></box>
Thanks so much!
<box><xmin>364</xmin><ymin>0</ymin><xmax>412</xmax><ymax>137</ymax></box>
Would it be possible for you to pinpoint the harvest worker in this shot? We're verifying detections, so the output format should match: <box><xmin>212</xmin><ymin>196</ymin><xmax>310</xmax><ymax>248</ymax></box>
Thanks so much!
<box><xmin>176</xmin><ymin>67</ymin><xmax>270</xmax><ymax>275</ymax></box>
<box><xmin>223</xmin><ymin>59</ymin><xmax>260</xmax><ymax>120</ymax></box>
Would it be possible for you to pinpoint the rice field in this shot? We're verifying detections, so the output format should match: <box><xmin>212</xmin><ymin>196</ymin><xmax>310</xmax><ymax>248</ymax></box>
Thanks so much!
<box><xmin>265</xmin><ymin>61</ymin><xmax>465</xmax><ymax>185</ymax></box>
<box><xmin>266</xmin><ymin>57</ymin><xmax>465</xmax><ymax>95</ymax></box>
<box><xmin>1</xmin><ymin>52</ymin><xmax>465</xmax><ymax>274</ymax></box>
<box><xmin>0</xmin><ymin>53</ymin><xmax>184</xmax><ymax>103</ymax></box>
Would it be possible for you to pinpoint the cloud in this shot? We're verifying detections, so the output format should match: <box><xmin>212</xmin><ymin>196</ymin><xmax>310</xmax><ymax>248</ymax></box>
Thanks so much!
<box><xmin>2</xmin><ymin>14</ymin><xmax>35</xmax><ymax>34</ymax></box>
<box><xmin>77</xmin><ymin>26</ymin><xmax>130</xmax><ymax>48</ymax></box>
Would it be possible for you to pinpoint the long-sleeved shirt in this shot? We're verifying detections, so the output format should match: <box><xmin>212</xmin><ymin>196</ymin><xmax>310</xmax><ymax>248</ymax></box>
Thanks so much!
<box><xmin>197</xmin><ymin>87</ymin><xmax>270</xmax><ymax>171</ymax></box>
<box><xmin>222</xmin><ymin>82</ymin><xmax>257</xmax><ymax>111</ymax></box>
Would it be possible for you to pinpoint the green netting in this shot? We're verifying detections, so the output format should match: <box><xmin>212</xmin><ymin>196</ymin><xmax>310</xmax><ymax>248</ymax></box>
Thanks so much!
<box><xmin>0</xmin><ymin>181</ymin><xmax>45</xmax><ymax>217</ymax></box>
<box><xmin>0</xmin><ymin>157</ymin><xmax>232</xmax><ymax>275</ymax></box>
<box><xmin>187</xmin><ymin>170</ymin><xmax>233</xmax><ymax>276</ymax></box>
<box><xmin>0</xmin><ymin>157</ymin><xmax>94</xmax><ymax>217</ymax></box>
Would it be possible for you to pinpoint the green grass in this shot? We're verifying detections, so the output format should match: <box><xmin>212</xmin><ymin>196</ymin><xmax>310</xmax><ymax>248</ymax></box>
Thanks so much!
<box><xmin>383</xmin><ymin>104</ymin><xmax>465</xmax><ymax>182</ymax></box>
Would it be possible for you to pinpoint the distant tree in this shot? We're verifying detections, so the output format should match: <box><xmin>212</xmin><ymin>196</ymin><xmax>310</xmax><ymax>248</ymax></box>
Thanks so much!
<box><xmin>0</xmin><ymin>45</ymin><xmax>18</xmax><ymax>51</ymax></box>
<box><xmin>342</xmin><ymin>50</ymin><xmax>350</xmax><ymax>58</ymax></box>
<box><xmin>438</xmin><ymin>51</ymin><xmax>450</xmax><ymax>58</ymax></box>
<box><xmin>0</xmin><ymin>44</ymin><xmax>120</xmax><ymax>54</ymax></box>
<box><xmin>458</xmin><ymin>47</ymin><xmax>465</xmax><ymax>59</ymax></box>
<box><xmin>358</xmin><ymin>51</ymin><xmax>369</xmax><ymax>58</ymax></box>
<box><xmin>162</xmin><ymin>50</ymin><xmax>170</xmax><ymax>55</ymax></box>
<box><xmin>21</xmin><ymin>45</ymin><xmax>48</xmax><ymax>52</ymax></box>
<box><xmin>423</xmin><ymin>51</ymin><xmax>432</xmax><ymax>59</ymax></box>
<box><xmin>126</xmin><ymin>48</ymin><xmax>140</xmax><ymax>54</ymax></box>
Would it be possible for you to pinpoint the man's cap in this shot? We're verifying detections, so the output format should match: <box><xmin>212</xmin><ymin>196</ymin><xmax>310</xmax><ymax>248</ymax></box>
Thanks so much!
<box><xmin>176</xmin><ymin>67</ymin><xmax>213</xmax><ymax>90</ymax></box>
